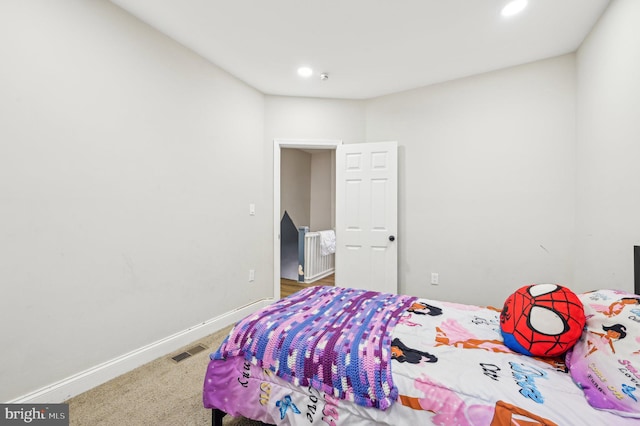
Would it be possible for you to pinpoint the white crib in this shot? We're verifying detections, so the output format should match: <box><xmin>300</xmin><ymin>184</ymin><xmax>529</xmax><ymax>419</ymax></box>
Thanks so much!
<box><xmin>298</xmin><ymin>228</ymin><xmax>335</xmax><ymax>283</ymax></box>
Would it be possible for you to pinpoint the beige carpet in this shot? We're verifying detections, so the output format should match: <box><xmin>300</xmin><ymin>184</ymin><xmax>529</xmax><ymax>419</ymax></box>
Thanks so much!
<box><xmin>65</xmin><ymin>325</ymin><xmax>263</xmax><ymax>426</ymax></box>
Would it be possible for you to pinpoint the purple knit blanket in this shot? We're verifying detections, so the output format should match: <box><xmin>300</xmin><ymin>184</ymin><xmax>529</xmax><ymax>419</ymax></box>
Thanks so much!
<box><xmin>212</xmin><ymin>286</ymin><xmax>416</xmax><ymax>410</ymax></box>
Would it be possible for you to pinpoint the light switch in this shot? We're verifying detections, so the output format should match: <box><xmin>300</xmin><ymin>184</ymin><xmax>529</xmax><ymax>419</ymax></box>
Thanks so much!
<box><xmin>249</xmin><ymin>203</ymin><xmax>255</xmax><ymax>216</ymax></box>
<box><xmin>431</xmin><ymin>272</ymin><xmax>439</xmax><ymax>285</ymax></box>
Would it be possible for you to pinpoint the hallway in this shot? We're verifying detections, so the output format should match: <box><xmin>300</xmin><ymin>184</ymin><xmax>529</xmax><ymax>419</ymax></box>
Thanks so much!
<box><xmin>280</xmin><ymin>274</ymin><xmax>335</xmax><ymax>298</ymax></box>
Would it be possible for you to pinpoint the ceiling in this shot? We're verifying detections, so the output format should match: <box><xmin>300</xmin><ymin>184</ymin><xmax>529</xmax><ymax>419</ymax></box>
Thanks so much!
<box><xmin>109</xmin><ymin>0</ymin><xmax>611</xmax><ymax>100</ymax></box>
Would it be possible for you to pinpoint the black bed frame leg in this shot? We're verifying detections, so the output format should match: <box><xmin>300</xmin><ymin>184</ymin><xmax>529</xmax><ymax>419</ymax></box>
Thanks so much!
<box><xmin>212</xmin><ymin>408</ymin><xmax>225</xmax><ymax>426</ymax></box>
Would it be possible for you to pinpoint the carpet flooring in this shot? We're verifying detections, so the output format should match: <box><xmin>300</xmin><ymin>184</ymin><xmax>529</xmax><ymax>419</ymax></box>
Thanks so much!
<box><xmin>65</xmin><ymin>324</ymin><xmax>262</xmax><ymax>426</ymax></box>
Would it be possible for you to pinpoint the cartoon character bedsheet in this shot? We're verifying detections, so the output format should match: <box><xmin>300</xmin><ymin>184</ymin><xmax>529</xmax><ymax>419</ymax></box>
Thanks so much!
<box><xmin>203</xmin><ymin>288</ymin><xmax>637</xmax><ymax>425</ymax></box>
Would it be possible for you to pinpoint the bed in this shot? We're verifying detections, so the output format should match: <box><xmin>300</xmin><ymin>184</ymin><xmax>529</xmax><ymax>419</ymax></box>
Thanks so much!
<box><xmin>203</xmin><ymin>285</ymin><xmax>640</xmax><ymax>425</ymax></box>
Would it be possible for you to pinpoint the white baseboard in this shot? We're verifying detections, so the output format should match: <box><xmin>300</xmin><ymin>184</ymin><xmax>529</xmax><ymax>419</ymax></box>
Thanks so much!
<box><xmin>9</xmin><ymin>298</ymin><xmax>274</xmax><ymax>404</ymax></box>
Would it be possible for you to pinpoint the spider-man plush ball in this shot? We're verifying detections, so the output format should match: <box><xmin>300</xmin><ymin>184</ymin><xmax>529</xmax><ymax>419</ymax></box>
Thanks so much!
<box><xmin>500</xmin><ymin>284</ymin><xmax>586</xmax><ymax>357</ymax></box>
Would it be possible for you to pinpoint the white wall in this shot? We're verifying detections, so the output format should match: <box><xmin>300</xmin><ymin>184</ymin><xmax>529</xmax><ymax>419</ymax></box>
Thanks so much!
<box><xmin>280</xmin><ymin>149</ymin><xmax>334</xmax><ymax>231</ymax></box>
<box><xmin>574</xmin><ymin>0</ymin><xmax>640</xmax><ymax>292</ymax></box>
<box><xmin>366</xmin><ymin>55</ymin><xmax>577</xmax><ymax>306</ymax></box>
<box><xmin>265</xmin><ymin>96</ymin><xmax>366</xmax><ymax>144</ymax></box>
<box><xmin>280</xmin><ymin>149</ymin><xmax>311</xmax><ymax>228</ymax></box>
<box><xmin>0</xmin><ymin>0</ymin><xmax>268</xmax><ymax>402</ymax></box>
<box><xmin>310</xmin><ymin>151</ymin><xmax>334</xmax><ymax>231</ymax></box>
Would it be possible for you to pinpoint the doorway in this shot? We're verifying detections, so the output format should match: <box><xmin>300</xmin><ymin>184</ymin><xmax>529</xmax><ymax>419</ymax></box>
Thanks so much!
<box><xmin>273</xmin><ymin>139</ymin><xmax>341</xmax><ymax>299</ymax></box>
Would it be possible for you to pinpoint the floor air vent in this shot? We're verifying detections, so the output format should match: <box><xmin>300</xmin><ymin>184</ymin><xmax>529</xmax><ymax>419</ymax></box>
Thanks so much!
<box><xmin>171</xmin><ymin>344</ymin><xmax>207</xmax><ymax>363</ymax></box>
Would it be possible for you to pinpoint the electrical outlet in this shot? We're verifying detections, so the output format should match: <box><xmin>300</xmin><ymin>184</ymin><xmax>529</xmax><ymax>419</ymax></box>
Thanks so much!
<box><xmin>431</xmin><ymin>272</ymin><xmax>439</xmax><ymax>285</ymax></box>
<box><xmin>249</xmin><ymin>269</ymin><xmax>255</xmax><ymax>282</ymax></box>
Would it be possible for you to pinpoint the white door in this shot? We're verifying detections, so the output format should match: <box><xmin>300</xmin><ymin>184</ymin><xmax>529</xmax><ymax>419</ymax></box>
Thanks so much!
<box><xmin>335</xmin><ymin>141</ymin><xmax>398</xmax><ymax>294</ymax></box>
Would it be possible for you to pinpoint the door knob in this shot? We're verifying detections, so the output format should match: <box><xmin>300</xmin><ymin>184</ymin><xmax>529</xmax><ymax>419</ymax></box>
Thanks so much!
<box><xmin>388</xmin><ymin>235</ymin><xmax>395</xmax><ymax>242</ymax></box>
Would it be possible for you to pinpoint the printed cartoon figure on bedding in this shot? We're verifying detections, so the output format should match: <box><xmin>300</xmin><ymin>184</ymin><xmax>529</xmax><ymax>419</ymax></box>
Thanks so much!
<box><xmin>391</xmin><ymin>338</ymin><xmax>437</xmax><ymax>364</ymax></box>
<box><xmin>585</xmin><ymin>323</ymin><xmax>627</xmax><ymax>356</ymax></box>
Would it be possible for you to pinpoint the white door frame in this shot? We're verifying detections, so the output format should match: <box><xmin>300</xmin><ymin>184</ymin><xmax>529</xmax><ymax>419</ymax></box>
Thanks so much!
<box><xmin>273</xmin><ymin>138</ymin><xmax>342</xmax><ymax>300</ymax></box>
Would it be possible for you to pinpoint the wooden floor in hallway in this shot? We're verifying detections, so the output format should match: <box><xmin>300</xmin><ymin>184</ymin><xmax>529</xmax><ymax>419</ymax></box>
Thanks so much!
<box><xmin>280</xmin><ymin>274</ymin><xmax>335</xmax><ymax>298</ymax></box>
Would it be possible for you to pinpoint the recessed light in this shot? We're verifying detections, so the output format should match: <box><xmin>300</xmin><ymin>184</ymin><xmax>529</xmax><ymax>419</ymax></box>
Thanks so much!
<box><xmin>501</xmin><ymin>0</ymin><xmax>528</xmax><ymax>17</ymax></box>
<box><xmin>297</xmin><ymin>66</ymin><xmax>313</xmax><ymax>78</ymax></box>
